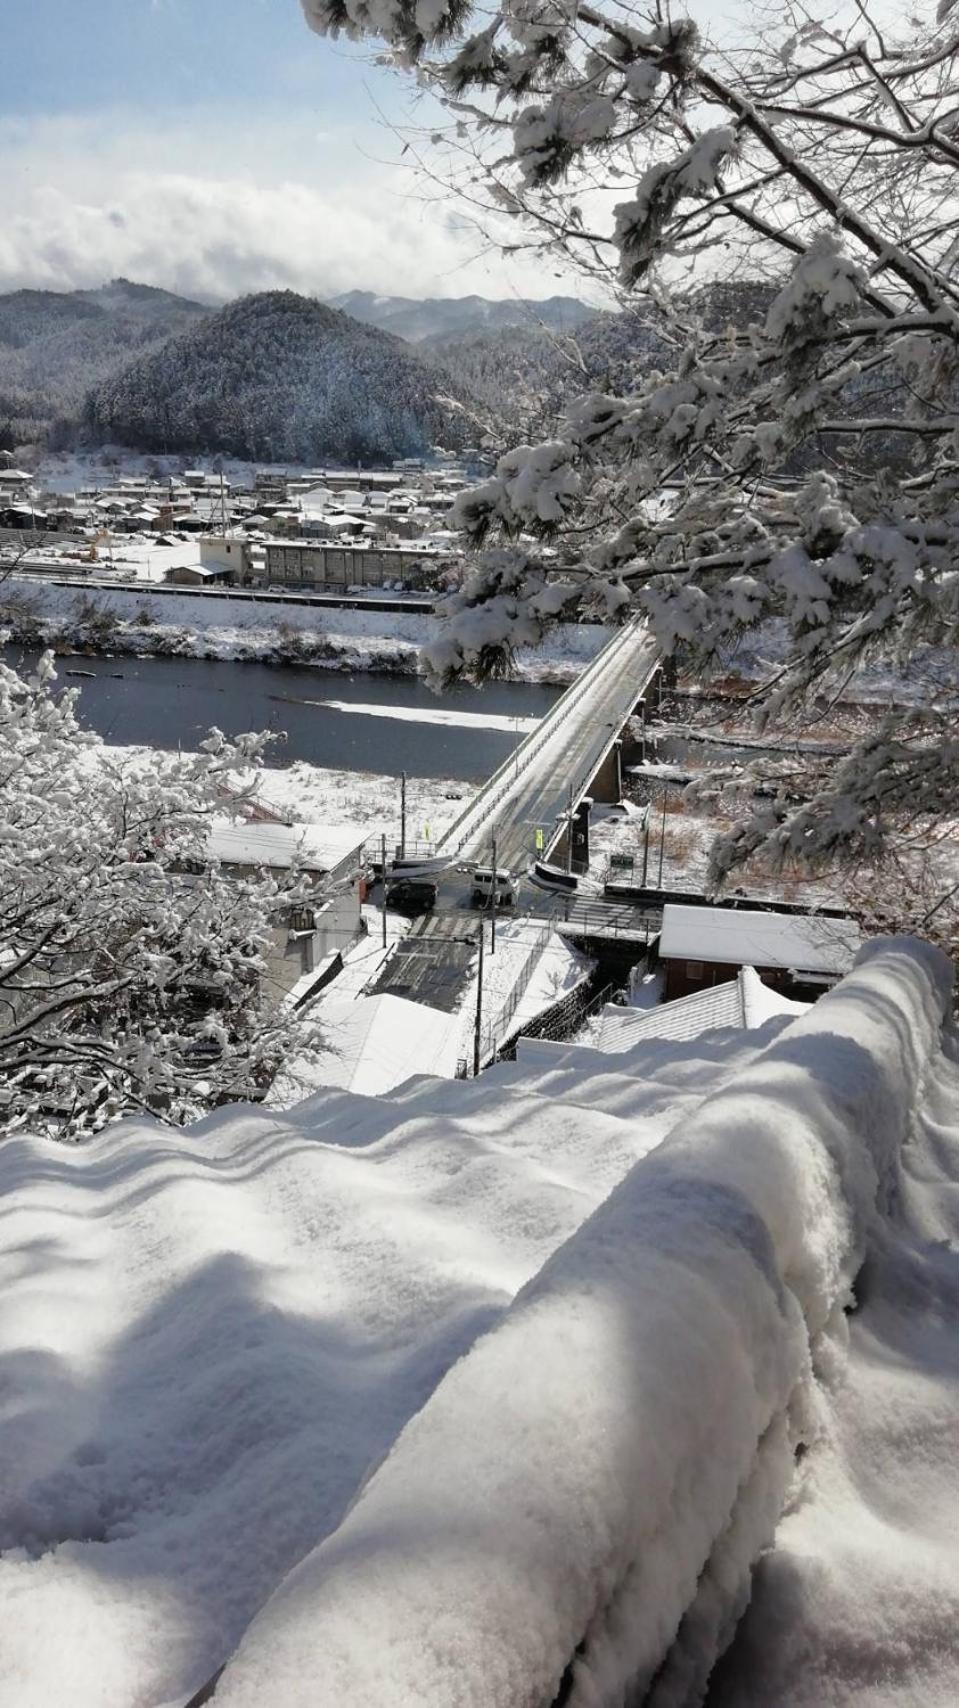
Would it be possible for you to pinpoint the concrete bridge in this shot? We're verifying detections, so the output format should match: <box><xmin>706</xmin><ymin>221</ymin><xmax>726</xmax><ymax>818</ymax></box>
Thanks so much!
<box><xmin>437</xmin><ymin>619</ymin><xmax>662</xmax><ymax>877</ymax></box>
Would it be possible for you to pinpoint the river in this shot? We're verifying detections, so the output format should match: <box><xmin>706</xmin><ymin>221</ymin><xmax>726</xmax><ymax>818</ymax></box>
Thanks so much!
<box><xmin>4</xmin><ymin>648</ymin><xmax>562</xmax><ymax>782</ymax></box>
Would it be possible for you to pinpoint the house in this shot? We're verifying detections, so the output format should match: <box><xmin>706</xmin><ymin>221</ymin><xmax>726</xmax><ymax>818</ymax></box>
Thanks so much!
<box><xmin>0</xmin><ymin>469</ymin><xmax>35</xmax><ymax>492</ymax></box>
<box><xmin>199</xmin><ymin>535</ymin><xmax>250</xmax><ymax>577</ymax></box>
<box><xmin>657</xmin><ymin>903</ymin><xmax>862</xmax><ymax>1002</ymax></box>
<box><xmin>0</xmin><ymin>503</ymin><xmax>46</xmax><ymax>530</ymax></box>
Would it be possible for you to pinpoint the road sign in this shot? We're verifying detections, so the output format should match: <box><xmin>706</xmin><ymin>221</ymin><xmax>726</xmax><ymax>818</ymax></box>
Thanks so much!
<box><xmin>535</xmin><ymin>827</ymin><xmax>545</xmax><ymax>851</ymax></box>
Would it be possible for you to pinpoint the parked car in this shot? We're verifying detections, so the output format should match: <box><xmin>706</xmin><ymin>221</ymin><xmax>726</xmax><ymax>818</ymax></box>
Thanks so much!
<box><xmin>385</xmin><ymin>876</ymin><xmax>438</xmax><ymax>915</ymax></box>
<box><xmin>471</xmin><ymin>866</ymin><xmax>519</xmax><ymax>908</ymax></box>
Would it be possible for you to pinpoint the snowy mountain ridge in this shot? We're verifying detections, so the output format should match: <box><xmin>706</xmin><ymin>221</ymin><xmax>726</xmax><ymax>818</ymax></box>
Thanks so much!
<box><xmin>82</xmin><ymin>290</ymin><xmax>488</xmax><ymax>464</ymax></box>
<box><xmin>328</xmin><ymin>288</ymin><xmax>598</xmax><ymax>342</ymax></box>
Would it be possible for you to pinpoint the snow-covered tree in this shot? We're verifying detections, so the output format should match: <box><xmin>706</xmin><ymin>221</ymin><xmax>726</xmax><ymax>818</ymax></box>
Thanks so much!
<box><xmin>301</xmin><ymin>0</ymin><xmax>959</xmax><ymax>875</ymax></box>
<box><xmin>0</xmin><ymin>652</ymin><xmax>317</xmax><ymax>1140</ymax></box>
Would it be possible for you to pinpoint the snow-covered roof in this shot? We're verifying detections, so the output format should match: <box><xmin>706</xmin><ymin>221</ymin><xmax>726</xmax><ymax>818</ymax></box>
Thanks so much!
<box><xmin>287</xmin><ymin>993</ymin><xmax>465</xmax><ymax>1095</ymax></box>
<box><xmin>321</xmin><ymin>513</ymin><xmax>366</xmax><ymax>530</ymax></box>
<box><xmin>659</xmin><ymin>904</ymin><xmax>861</xmax><ymax>974</ymax></box>
<box><xmin>0</xmin><ymin>940</ymin><xmax>955</xmax><ymax>1704</ymax></box>
<box><xmin>169</xmin><ymin>563</ymin><xmax>230</xmax><ymax>579</ymax></box>
<box><xmin>593</xmin><ymin>968</ymin><xmax>807</xmax><ymax>1051</ymax></box>
<box><xmin>208</xmin><ymin>819</ymin><xmax>363</xmax><ymax>872</ymax></box>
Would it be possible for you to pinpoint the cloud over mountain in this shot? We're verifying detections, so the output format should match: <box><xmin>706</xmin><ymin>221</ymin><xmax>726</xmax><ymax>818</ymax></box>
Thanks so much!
<box><xmin>0</xmin><ymin>113</ymin><xmax>575</xmax><ymax>305</ymax></box>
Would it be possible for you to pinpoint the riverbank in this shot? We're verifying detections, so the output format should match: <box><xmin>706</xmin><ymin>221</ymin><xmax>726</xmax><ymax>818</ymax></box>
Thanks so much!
<box><xmin>85</xmin><ymin>745</ymin><xmax>478</xmax><ymax>846</ymax></box>
<box><xmin>0</xmin><ymin>576</ymin><xmax>610</xmax><ymax>685</ymax></box>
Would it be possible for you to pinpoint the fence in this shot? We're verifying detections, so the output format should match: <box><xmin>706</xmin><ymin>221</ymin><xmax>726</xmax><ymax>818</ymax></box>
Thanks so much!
<box><xmin>473</xmin><ymin>919</ymin><xmax>554</xmax><ymax>1068</ymax></box>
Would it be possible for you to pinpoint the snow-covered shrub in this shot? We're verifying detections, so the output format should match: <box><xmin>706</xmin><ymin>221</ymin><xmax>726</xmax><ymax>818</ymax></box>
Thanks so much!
<box><xmin>0</xmin><ymin>652</ymin><xmax>317</xmax><ymax>1139</ymax></box>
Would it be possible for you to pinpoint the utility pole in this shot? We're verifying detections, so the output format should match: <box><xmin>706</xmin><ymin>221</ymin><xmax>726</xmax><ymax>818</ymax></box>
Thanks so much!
<box><xmin>473</xmin><ymin>916</ymin><xmax>486</xmax><ymax>1077</ymax></box>
<box><xmin>658</xmin><ymin>784</ymin><xmax>668</xmax><ymax>891</ymax></box>
<box><xmin>489</xmin><ymin>834</ymin><xmax>497</xmax><ymax>956</ymax></box>
<box><xmin>400</xmin><ymin>771</ymin><xmax>407</xmax><ymax>859</ymax></box>
<box><xmin>380</xmin><ymin>832</ymin><xmax>388</xmax><ymax>948</ymax></box>
<box><xmin>565</xmin><ymin>784</ymin><xmax>574</xmax><ymax>874</ymax></box>
<box><xmin>641</xmin><ymin>802</ymin><xmax>650</xmax><ymax>889</ymax></box>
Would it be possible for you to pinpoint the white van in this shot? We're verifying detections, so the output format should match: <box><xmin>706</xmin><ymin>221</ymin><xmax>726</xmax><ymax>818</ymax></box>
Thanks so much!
<box><xmin>471</xmin><ymin>867</ymin><xmax>519</xmax><ymax>908</ymax></box>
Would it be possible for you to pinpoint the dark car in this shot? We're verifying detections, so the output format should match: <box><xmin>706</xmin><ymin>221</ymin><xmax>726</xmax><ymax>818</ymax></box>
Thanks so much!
<box><xmin>385</xmin><ymin>877</ymin><xmax>438</xmax><ymax>916</ymax></box>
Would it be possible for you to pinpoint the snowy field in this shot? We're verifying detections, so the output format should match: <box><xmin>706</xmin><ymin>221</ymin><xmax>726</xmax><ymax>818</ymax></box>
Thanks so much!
<box><xmin>1</xmin><ymin>939</ymin><xmax>957</xmax><ymax>1706</ymax></box>
<box><xmin>75</xmin><ymin>745</ymin><xmax>476</xmax><ymax>853</ymax></box>
<box><xmin>249</xmin><ymin>757</ymin><xmax>475</xmax><ymax>846</ymax></box>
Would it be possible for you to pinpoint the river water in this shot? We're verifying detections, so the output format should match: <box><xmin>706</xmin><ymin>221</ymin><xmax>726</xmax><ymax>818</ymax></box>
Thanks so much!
<box><xmin>4</xmin><ymin>648</ymin><xmax>562</xmax><ymax>782</ymax></box>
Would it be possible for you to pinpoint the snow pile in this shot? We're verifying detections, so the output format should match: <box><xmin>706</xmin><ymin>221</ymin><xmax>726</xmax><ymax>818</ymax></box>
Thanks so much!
<box><xmin>710</xmin><ymin>989</ymin><xmax>959</xmax><ymax>1706</ymax></box>
<box><xmin>209</xmin><ymin>938</ymin><xmax>954</xmax><ymax>1706</ymax></box>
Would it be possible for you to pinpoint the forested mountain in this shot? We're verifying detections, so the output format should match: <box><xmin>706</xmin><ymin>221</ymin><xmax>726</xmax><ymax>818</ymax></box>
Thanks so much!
<box><xmin>0</xmin><ymin>273</ymin><xmax>779</xmax><ymax>456</ymax></box>
<box><xmin>83</xmin><ymin>291</ymin><xmax>486</xmax><ymax>463</ymax></box>
<box><xmin>329</xmin><ymin>289</ymin><xmax>597</xmax><ymax>342</ymax></box>
<box><xmin>422</xmin><ymin>284</ymin><xmax>776</xmax><ymax>431</ymax></box>
<box><xmin>421</xmin><ymin>302</ymin><xmax>672</xmax><ymax>430</ymax></box>
<box><xmin>0</xmin><ymin>280</ymin><xmax>210</xmax><ymax>444</ymax></box>
<box><xmin>421</xmin><ymin>324</ymin><xmax>574</xmax><ymax>429</ymax></box>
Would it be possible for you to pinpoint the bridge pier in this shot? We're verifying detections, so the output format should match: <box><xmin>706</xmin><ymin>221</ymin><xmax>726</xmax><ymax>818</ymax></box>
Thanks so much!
<box><xmin>552</xmin><ymin>794</ymin><xmax>592</xmax><ymax>875</ymax></box>
<box><xmin>571</xmin><ymin>797</ymin><xmax>591</xmax><ymax>874</ymax></box>
<box><xmin>589</xmin><ymin>739</ymin><xmax>623</xmax><ymax>804</ymax></box>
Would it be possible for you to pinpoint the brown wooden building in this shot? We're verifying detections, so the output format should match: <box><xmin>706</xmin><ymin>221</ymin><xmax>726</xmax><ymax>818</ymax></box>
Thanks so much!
<box><xmin>657</xmin><ymin>903</ymin><xmax>862</xmax><ymax>1003</ymax></box>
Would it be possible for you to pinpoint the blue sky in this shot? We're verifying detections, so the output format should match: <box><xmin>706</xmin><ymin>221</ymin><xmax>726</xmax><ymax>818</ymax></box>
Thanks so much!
<box><xmin>0</xmin><ymin>0</ymin><xmax>522</xmax><ymax>302</ymax></box>
<box><xmin>0</xmin><ymin>0</ymin><xmax>389</xmax><ymax>126</ymax></box>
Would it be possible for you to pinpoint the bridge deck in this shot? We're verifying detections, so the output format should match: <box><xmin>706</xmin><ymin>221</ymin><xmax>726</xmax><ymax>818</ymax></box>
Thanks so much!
<box><xmin>439</xmin><ymin>621</ymin><xmax>661</xmax><ymax>876</ymax></box>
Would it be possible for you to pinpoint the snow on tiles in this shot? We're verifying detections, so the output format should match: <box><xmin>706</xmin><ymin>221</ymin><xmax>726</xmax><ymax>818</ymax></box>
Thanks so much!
<box><xmin>2</xmin><ymin>939</ymin><xmax>958</xmax><ymax>1708</ymax></box>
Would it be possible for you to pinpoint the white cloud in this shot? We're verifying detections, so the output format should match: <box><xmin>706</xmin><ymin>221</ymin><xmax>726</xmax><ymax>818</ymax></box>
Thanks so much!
<box><xmin>0</xmin><ymin>110</ymin><xmax>579</xmax><ymax>303</ymax></box>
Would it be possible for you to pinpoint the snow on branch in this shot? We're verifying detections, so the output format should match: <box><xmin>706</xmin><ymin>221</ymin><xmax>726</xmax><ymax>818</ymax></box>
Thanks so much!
<box><xmin>297</xmin><ymin>0</ymin><xmax>959</xmax><ymax>873</ymax></box>
<box><xmin>0</xmin><ymin>654</ymin><xmax>318</xmax><ymax>1140</ymax></box>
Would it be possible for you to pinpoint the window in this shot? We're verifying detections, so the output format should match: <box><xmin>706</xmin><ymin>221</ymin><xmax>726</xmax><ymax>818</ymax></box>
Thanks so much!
<box><xmin>685</xmin><ymin>961</ymin><xmax>704</xmax><ymax>978</ymax></box>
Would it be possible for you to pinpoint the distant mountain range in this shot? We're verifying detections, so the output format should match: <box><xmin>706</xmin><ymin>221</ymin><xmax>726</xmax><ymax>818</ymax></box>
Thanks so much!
<box><xmin>0</xmin><ymin>279</ymin><xmax>603</xmax><ymax>454</ymax></box>
<box><xmin>0</xmin><ymin>276</ymin><xmax>777</xmax><ymax>461</ymax></box>
<box><xmin>328</xmin><ymin>290</ymin><xmax>598</xmax><ymax>343</ymax></box>
<box><xmin>82</xmin><ymin>291</ymin><xmax>488</xmax><ymax>464</ymax></box>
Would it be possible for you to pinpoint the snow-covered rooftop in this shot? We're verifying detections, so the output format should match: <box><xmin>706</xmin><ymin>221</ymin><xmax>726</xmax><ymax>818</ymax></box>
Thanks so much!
<box><xmin>659</xmin><ymin>903</ymin><xmax>862</xmax><ymax>974</ymax></box>
<box><xmin>590</xmin><ymin>967</ymin><xmax>808</xmax><ymax>1050</ymax></box>
<box><xmin>208</xmin><ymin>818</ymin><xmax>363</xmax><ymax>872</ymax></box>
<box><xmin>284</xmin><ymin>992</ymin><xmax>466</xmax><ymax>1095</ymax></box>
<box><xmin>1</xmin><ymin>940</ymin><xmax>955</xmax><ymax>1707</ymax></box>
